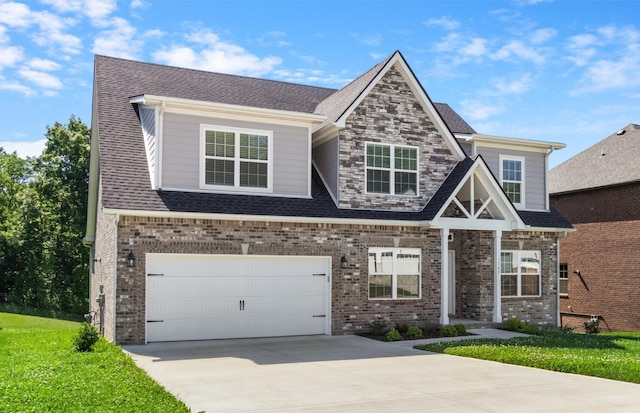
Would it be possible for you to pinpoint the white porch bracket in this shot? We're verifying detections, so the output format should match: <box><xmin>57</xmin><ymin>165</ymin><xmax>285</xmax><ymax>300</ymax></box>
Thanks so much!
<box><xmin>493</xmin><ymin>230</ymin><xmax>503</xmax><ymax>323</ymax></box>
<box><xmin>440</xmin><ymin>228</ymin><xmax>450</xmax><ymax>325</ymax></box>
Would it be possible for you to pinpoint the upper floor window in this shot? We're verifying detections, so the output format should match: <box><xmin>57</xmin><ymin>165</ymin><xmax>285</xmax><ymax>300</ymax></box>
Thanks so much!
<box><xmin>559</xmin><ymin>263</ymin><xmax>568</xmax><ymax>296</ymax></box>
<box><xmin>365</xmin><ymin>143</ymin><xmax>418</xmax><ymax>196</ymax></box>
<box><xmin>368</xmin><ymin>248</ymin><xmax>421</xmax><ymax>300</ymax></box>
<box><xmin>499</xmin><ymin>155</ymin><xmax>525</xmax><ymax>208</ymax></box>
<box><xmin>501</xmin><ymin>250</ymin><xmax>541</xmax><ymax>297</ymax></box>
<box><xmin>200</xmin><ymin>125</ymin><xmax>273</xmax><ymax>192</ymax></box>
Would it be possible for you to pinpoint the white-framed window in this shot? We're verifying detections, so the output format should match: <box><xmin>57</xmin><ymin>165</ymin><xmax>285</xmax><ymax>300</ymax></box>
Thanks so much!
<box><xmin>368</xmin><ymin>248</ymin><xmax>421</xmax><ymax>299</ymax></box>
<box><xmin>499</xmin><ymin>155</ymin><xmax>525</xmax><ymax>208</ymax></box>
<box><xmin>365</xmin><ymin>143</ymin><xmax>418</xmax><ymax>196</ymax></box>
<box><xmin>200</xmin><ymin>125</ymin><xmax>273</xmax><ymax>192</ymax></box>
<box><xmin>559</xmin><ymin>263</ymin><xmax>568</xmax><ymax>296</ymax></box>
<box><xmin>501</xmin><ymin>250</ymin><xmax>541</xmax><ymax>297</ymax></box>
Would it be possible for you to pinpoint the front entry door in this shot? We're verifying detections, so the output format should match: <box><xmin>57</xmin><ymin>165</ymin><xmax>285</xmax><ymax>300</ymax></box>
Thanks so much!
<box><xmin>448</xmin><ymin>251</ymin><xmax>456</xmax><ymax>315</ymax></box>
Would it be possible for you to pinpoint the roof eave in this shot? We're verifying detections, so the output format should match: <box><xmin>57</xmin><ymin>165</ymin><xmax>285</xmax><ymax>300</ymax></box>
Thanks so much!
<box><xmin>130</xmin><ymin>94</ymin><xmax>327</xmax><ymax>124</ymax></box>
<box><xmin>471</xmin><ymin>133</ymin><xmax>566</xmax><ymax>150</ymax></box>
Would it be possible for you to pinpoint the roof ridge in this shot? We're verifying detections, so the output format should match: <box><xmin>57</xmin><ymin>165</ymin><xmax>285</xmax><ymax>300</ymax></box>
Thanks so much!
<box><xmin>94</xmin><ymin>54</ymin><xmax>337</xmax><ymax>93</ymax></box>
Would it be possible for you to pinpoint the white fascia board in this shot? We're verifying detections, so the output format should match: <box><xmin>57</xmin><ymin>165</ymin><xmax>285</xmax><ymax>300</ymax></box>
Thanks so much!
<box><xmin>312</xmin><ymin>123</ymin><xmax>341</xmax><ymax>147</ymax></box>
<box><xmin>513</xmin><ymin>226</ymin><xmax>576</xmax><ymax>234</ymax></box>
<box><xmin>471</xmin><ymin>134</ymin><xmax>566</xmax><ymax>151</ymax></box>
<box><xmin>431</xmin><ymin>217</ymin><xmax>513</xmax><ymax>231</ymax></box>
<box><xmin>129</xmin><ymin>94</ymin><xmax>327</xmax><ymax>125</ymax></box>
<box><xmin>102</xmin><ymin>208</ymin><xmax>432</xmax><ymax>228</ymax></box>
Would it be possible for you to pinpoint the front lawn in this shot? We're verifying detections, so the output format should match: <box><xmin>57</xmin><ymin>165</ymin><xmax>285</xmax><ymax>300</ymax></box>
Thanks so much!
<box><xmin>0</xmin><ymin>312</ymin><xmax>190</xmax><ymax>412</ymax></box>
<box><xmin>415</xmin><ymin>330</ymin><xmax>640</xmax><ymax>384</ymax></box>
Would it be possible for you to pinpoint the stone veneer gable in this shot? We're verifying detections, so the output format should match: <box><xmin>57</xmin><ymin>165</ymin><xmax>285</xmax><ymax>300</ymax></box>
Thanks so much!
<box><xmin>338</xmin><ymin>64</ymin><xmax>459</xmax><ymax>210</ymax></box>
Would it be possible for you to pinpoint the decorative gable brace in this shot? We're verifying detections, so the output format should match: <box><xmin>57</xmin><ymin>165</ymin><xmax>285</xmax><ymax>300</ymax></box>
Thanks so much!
<box><xmin>431</xmin><ymin>156</ymin><xmax>525</xmax><ymax>231</ymax></box>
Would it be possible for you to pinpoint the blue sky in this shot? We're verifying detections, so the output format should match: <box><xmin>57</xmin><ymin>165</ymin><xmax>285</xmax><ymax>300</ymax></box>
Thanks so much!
<box><xmin>1</xmin><ymin>0</ymin><xmax>639</xmax><ymax>168</ymax></box>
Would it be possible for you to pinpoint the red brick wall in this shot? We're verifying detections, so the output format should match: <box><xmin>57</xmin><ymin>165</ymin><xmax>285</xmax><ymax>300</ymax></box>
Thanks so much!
<box><xmin>551</xmin><ymin>182</ymin><xmax>640</xmax><ymax>332</ymax></box>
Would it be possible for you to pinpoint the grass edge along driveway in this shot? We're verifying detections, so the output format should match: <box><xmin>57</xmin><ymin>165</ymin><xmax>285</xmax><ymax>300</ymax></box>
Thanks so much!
<box><xmin>415</xmin><ymin>330</ymin><xmax>640</xmax><ymax>384</ymax></box>
<box><xmin>0</xmin><ymin>312</ymin><xmax>190</xmax><ymax>413</ymax></box>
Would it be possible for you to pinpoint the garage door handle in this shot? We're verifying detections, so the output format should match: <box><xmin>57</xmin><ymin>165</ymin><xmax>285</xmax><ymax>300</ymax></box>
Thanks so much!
<box><xmin>312</xmin><ymin>315</ymin><xmax>326</xmax><ymax>318</ymax></box>
<box><xmin>240</xmin><ymin>300</ymin><xmax>245</xmax><ymax>311</ymax></box>
<box><xmin>147</xmin><ymin>320</ymin><xmax>164</xmax><ymax>323</ymax></box>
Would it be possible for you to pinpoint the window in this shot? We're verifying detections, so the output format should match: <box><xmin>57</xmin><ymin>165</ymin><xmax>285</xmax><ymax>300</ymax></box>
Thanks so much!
<box><xmin>368</xmin><ymin>248</ymin><xmax>421</xmax><ymax>299</ymax></box>
<box><xmin>559</xmin><ymin>263</ymin><xmax>568</xmax><ymax>296</ymax></box>
<box><xmin>366</xmin><ymin>143</ymin><xmax>418</xmax><ymax>195</ymax></box>
<box><xmin>499</xmin><ymin>155</ymin><xmax>524</xmax><ymax>207</ymax></box>
<box><xmin>200</xmin><ymin>125</ymin><xmax>272</xmax><ymax>191</ymax></box>
<box><xmin>501</xmin><ymin>251</ymin><xmax>541</xmax><ymax>297</ymax></box>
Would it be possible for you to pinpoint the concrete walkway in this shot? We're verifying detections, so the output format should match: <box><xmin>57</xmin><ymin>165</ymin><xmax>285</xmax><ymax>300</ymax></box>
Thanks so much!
<box><xmin>124</xmin><ymin>332</ymin><xmax>640</xmax><ymax>413</ymax></box>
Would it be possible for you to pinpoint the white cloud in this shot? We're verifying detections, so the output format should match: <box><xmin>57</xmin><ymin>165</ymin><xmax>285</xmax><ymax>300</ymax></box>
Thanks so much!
<box><xmin>460</xmin><ymin>38</ymin><xmax>488</xmax><ymax>57</ymax></box>
<box><xmin>143</xmin><ymin>29</ymin><xmax>165</xmax><ymax>38</ymax></box>
<box><xmin>18</xmin><ymin>68</ymin><xmax>63</xmax><ymax>89</ymax></box>
<box><xmin>0</xmin><ymin>76</ymin><xmax>34</xmax><ymax>96</ymax></box>
<box><xmin>530</xmin><ymin>28</ymin><xmax>556</xmax><ymax>44</ymax></box>
<box><xmin>27</xmin><ymin>58</ymin><xmax>60</xmax><ymax>71</ymax></box>
<box><xmin>153</xmin><ymin>30</ymin><xmax>282</xmax><ymax>76</ymax></box>
<box><xmin>0</xmin><ymin>2</ymin><xmax>32</xmax><ymax>28</ymax></box>
<box><xmin>424</xmin><ymin>17</ymin><xmax>460</xmax><ymax>31</ymax></box>
<box><xmin>92</xmin><ymin>17</ymin><xmax>141</xmax><ymax>59</ymax></box>
<box><xmin>41</xmin><ymin>0</ymin><xmax>117</xmax><ymax>25</ymax></box>
<box><xmin>0</xmin><ymin>45</ymin><xmax>24</xmax><ymax>69</ymax></box>
<box><xmin>460</xmin><ymin>99</ymin><xmax>505</xmax><ymax>120</ymax></box>
<box><xmin>570</xmin><ymin>25</ymin><xmax>640</xmax><ymax>93</ymax></box>
<box><xmin>130</xmin><ymin>0</ymin><xmax>150</xmax><ymax>10</ymax></box>
<box><xmin>272</xmin><ymin>68</ymin><xmax>351</xmax><ymax>85</ymax></box>
<box><xmin>0</xmin><ymin>2</ymin><xmax>82</xmax><ymax>55</ymax></box>
<box><xmin>0</xmin><ymin>139</ymin><xmax>47</xmax><ymax>158</ymax></box>
<box><xmin>491</xmin><ymin>40</ymin><xmax>545</xmax><ymax>65</ymax></box>
<box><xmin>492</xmin><ymin>73</ymin><xmax>533</xmax><ymax>94</ymax></box>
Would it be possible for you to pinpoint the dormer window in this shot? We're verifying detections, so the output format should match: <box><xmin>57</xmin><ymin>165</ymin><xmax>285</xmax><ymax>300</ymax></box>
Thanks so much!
<box><xmin>365</xmin><ymin>143</ymin><xmax>418</xmax><ymax>196</ymax></box>
<box><xmin>200</xmin><ymin>125</ymin><xmax>273</xmax><ymax>192</ymax></box>
<box><xmin>499</xmin><ymin>155</ymin><xmax>525</xmax><ymax>208</ymax></box>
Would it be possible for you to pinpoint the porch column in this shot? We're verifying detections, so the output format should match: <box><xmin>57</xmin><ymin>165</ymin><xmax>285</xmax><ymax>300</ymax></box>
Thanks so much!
<box><xmin>440</xmin><ymin>228</ymin><xmax>449</xmax><ymax>325</ymax></box>
<box><xmin>493</xmin><ymin>230</ymin><xmax>502</xmax><ymax>323</ymax></box>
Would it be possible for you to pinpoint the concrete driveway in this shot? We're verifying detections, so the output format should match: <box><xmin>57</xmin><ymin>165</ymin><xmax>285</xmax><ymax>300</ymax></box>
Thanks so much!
<box><xmin>124</xmin><ymin>335</ymin><xmax>640</xmax><ymax>413</ymax></box>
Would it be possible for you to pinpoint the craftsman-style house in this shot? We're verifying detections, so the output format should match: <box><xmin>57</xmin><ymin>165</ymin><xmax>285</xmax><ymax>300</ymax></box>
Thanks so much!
<box><xmin>84</xmin><ymin>51</ymin><xmax>571</xmax><ymax>344</ymax></box>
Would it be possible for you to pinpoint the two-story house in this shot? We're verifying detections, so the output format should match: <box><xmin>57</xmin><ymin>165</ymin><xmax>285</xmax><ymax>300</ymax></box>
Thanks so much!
<box><xmin>84</xmin><ymin>51</ymin><xmax>571</xmax><ymax>344</ymax></box>
<box><xmin>550</xmin><ymin>124</ymin><xmax>640</xmax><ymax>332</ymax></box>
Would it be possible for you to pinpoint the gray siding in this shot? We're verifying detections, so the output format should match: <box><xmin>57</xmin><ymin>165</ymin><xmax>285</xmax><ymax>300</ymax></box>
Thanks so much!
<box><xmin>459</xmin><ymin>141</ymin><xmax>472</xmax><ymax>157</ymax></box>
<box><xmin>313</xmin><ymin>137</ymin><xmax>338</xmax><ymax>201</ymax></box>
<box><xmin>478</xmin><ymin>146</ymin><xmax>547</xmax><ymax>210</ymax></box>
<box><xmin>140</xmin><ymin>107</ymin><xmax>157</xmax><ymax>187</ymax></box>
<box><xmin>161</xmin><ymin>112</ymin><xmax>309</xmax><ymax>197</ymax></box>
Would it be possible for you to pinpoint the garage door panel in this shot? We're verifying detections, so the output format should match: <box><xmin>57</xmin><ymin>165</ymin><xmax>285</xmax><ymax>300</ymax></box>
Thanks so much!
<box><xmin>146</xmin><ymin>254</ymin><xmax>330</xmax><ymax>342</ymax></box>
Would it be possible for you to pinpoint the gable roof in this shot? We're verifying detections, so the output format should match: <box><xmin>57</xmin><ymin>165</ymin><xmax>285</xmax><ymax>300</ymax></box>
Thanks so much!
<box><xmin>90</xmin><ymin>53</ymin><xmax>569</xmax><ymax>231</ymax></box>
<box><xmin>550</xmin><ymin>124</ymin><xmax>640</xmax><ymax>194</ymax></box>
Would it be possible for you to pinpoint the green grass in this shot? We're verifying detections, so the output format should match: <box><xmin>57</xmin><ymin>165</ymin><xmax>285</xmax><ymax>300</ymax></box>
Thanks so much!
<box><xmin>415</xmin><ymin>330</ymin><xmax>640</xmax><ymax>384</ymax></box>
<box><xmin>0</xmin><ymin>312</ymin><xmax>190</xmax><ymax>413</ymax></box>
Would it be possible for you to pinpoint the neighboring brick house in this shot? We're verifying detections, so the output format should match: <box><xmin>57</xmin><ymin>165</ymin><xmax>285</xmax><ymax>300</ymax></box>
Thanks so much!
<box><xmin>84</xmin><ymin>51</ymin><xmax>571</xmax><ymax>344</ymax></box>
<box><xmin>550</xmin><ymin>124</ymin><xmax>640</xmax><ymax>332</ymax></box>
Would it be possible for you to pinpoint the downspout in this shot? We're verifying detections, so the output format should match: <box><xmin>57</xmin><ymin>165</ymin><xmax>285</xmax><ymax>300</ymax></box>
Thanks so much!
<box><xmin>112</xmin><ymin>213</ymin><xmax>120</xmax><ymax>342</ymax></box>
<box><xmin>156</xmin><ymin>101</ymin><xmax>165</xmax><ymax>189</ymax></box>
<box><xmin>545</xmin><ymin>147</ymin><xmax>554</xmax><ymax>211</ymax></box>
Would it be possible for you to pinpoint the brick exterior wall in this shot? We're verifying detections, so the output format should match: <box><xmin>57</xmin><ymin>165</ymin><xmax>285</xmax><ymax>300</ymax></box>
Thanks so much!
<box><xmin>449</xmin><ymin>230</ymin><xmax>559</xmax><ymax>326</ymax></box>
<box><xmin>551</xmin><ymin>183</ymin><xmax>640</xmax><ymax>332</ymax></box>
<box><xmin>91</xmin><ymin>212</ymin><xmax>560</xmax><ymax>344</ymax></box>
<box><xmin>337</xmin><ymin>65</ymin><xmax>458</xmax><ymax>211</ymax></box>
<box><xmin>89</xmin><ymin>184</ymin><xmax>117</xmax><ymax>342</ymax></box>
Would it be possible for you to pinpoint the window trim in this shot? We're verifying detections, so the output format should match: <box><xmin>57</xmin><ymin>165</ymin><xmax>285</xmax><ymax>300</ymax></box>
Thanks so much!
<box><xmin>364</xmin><ymin>142</ymin><xmax>419</xmax><ymax>196</ymax></box>
<box><xmin>559</xmin><ymin>263</ymin><xmax>568</xmax><ymax>297</ymax></box>
<box><xmin>501</xmin><ymin>250</ymin><xmax>541</xmax><ymax>298</ymax></box>
<box><xmin>499</xmin><ymin>154</ymin><xmax>525</xmax><ymax>208</ymax></box>
<box><xmin>368</xmin><ymin>247</ymin><xmax>422</xmax><ymax>300</ymax></box>
<box><xmin>199</xmin><ymin>124</ymin><xmax>274</xmax><ymax>193</ymax></box>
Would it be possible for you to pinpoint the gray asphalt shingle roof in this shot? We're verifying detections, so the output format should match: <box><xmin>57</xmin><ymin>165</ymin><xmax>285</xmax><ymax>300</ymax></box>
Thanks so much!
<box><xmin>550</xmin><ymin>124</ymin><xmax>640</xmax><ymax>194</ymax></box>
<box><xmin>94</xmin><ymin>54</ymin><xmax>567</xmax><ymax>228</ymax></box>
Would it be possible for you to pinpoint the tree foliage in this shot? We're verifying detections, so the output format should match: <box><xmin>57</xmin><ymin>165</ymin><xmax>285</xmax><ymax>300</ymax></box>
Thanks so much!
<box><xmin>0</xmin><ymin>115</ymin><xmax>90</xmax><ymax>315</ymax></box>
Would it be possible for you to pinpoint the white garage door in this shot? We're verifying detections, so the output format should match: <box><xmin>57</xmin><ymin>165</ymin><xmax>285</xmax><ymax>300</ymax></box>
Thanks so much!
<box><xmin>145</xmin><ymin>254</ymin><xmax>331</xmax><ymax>342</ymax></box>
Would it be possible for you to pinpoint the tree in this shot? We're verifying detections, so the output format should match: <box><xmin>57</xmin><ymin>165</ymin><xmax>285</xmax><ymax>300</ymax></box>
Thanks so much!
<box><xmin>0</xmin><ymin>115</ymin><xmax>91</xmax><ymax>314</ymax></box>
